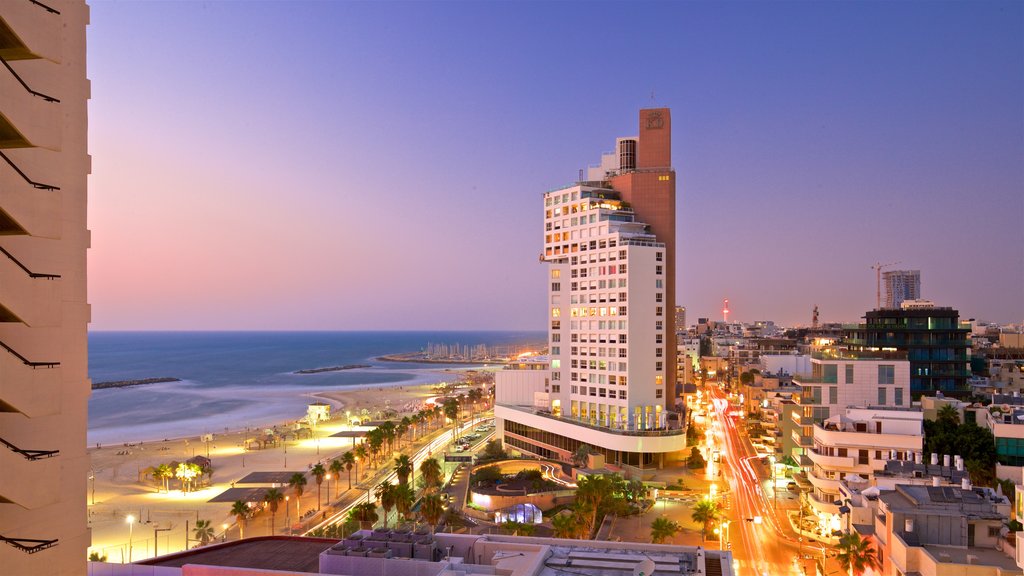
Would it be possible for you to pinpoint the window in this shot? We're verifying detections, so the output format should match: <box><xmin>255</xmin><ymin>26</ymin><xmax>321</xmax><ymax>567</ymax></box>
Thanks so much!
<box><xmin>656</xmin><ymin>348</ymin><xmax>663</xmax><ymax>357</ymax></box>
<box><xmin>655</xmin><ymin>265</ymin><xmax>662</xmax><ymax>275</ymax></box>
<box><xmin>552</xmin><ymin>347</ymin><xmax>560</xmax><ymax>355</ymax></box>
<box><xmin>656</xmin><ymin>334</ymin><xmax>663</xmax><ymax>344</ymax></box>
<box><xmin>656</xmin><ymin>293</ymin><xmax>663</xmax><ymax>302</ymax></box>
<box><xmin>656</xmin><ymin>362</ymin><xmax>663</xmax><ymax>371</ymax></box>
<box><xmin>552</xmin><ymin>385</ymin><xmax>560</xmax><ymax>393</ymax></box>
<box><xmin>571</xmin><ymin>385</ymin><xmax>578</xmax><ymax>394</ymax></box>
<box><xmin>551</xmin><ymin>359</ymin><xmax>560</xmax><ymax>369</ymax></box>
<box><xmin>656</xmin><ymin>389</ymin><xmax>663</xmax><ymax>398</ymax></box>
<box><xmin>656</xmin><ymin>321</ymin><xmax>663</xmax><ymax>330</ymax></box>
<box><xmin>845</xmin><ymin>364</ymin><xmax>854</xmax><ymax>384</ymax></box>
<box><xmin>895</xmin><ymin>388</ymin><xmax>904</xmax><ymax>406</ymax></box>
<box><xmin>620</xmin><ymin>390</ymin><xmax>627</xmax><ymax>400</ymax></box>
<box><xmin>656</xmin><ymin>252</ymin><xmax>663</xmax><ymax>262</ymax></box>
<box><xmin>829</xmin><ymin>387</ymin><xmax>837</xmax><ymax>404</ymax></box>
<box><xmin>619</xmin><ymin>264</ymin><xmax>627</xmax><ymax>274</ymax></box>
<box><xmin>551</xmin><ymin>321</ymin><xmax>560</xmax><ymax>330</ymax></box>
<box><xmin>552</xmin><ymin>282</ymin><xmax>561</xmax><ymax>291</ymax></box>
<box><xmin>878</xmin><ymin>365</ymin><xmax>895</xmax><ymax>385</ymax></box>
<box><xmin>656</xmin><ymin>306</ymin><xmax>663</xmax><ymax>316</ymax></box>
<box><xmin>551</xmin><ymin>269</ymin><xmax>560</xmax><ymax>279</ymax></box>
<box><xmin>877</xmin><ymin>387</ymin><xmax>886</xmax><ymax>405</ymax></box>
<box><xmin>552</xmin><ymin>333</ymin><xmax>560</xmax><ymax>343</ymax></box>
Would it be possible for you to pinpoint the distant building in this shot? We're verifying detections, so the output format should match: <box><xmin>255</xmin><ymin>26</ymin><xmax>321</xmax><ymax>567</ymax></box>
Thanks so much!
<box><xmin>844</xmin><ymin>304</ymin><xmax>972</xmax><ymax>397</ymax></box>
<box><xmin>674</xmin><ymin>305</ymin><xmax>686</xmax><ymax>335</ymax></box>
<box><xmin>883</xmin><ymin>270</ymin><xmax>921</xmax><ymax>309</ymax></box>
<box><xmin>0</xmin><ymin>2</ymin><xmax>91</xmax><ymax>574</ymax></box>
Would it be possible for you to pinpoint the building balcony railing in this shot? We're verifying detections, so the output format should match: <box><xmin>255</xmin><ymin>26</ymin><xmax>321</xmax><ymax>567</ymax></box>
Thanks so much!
<box><xmin>499</xmin><ymin>403</ymin><xmax>685</xmax><ymax>437</ymax></box>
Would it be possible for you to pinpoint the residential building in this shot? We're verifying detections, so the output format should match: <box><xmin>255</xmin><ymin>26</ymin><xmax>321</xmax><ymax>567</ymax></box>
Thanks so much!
<box><xmin>674</xmin><ymin>305</ymin><xmax>686</xmax><ymax>336</ymax></box>
<box><xmin>844</xmin><ymin>304</ymin><xmax>972</xmax><ymax>397</ymax></box>
<box><xmin>870</xmin><ymin>483</ymin><xmax>1018</xmax><ymax>576</ymax></box>
<box><xmin>0</xmin><ymin>1</ymin><xmax>91</xmax><ymax>574</ymax></box>
<box><xmin>496</xmin><ymin>109</ymin><xmax>685</xmax><ymax>475</ymax></box>
<box><xmin>805</xmin><ymin>408</ymin><xmax>923</xmax><ymax>520</ymax></box>
<box><xmin>883</xmin><ymin>270</ymin><xmax>921</xmax><ymax>309</ymax></box>
<box><xmin>788</xmin><ymin>349</ymin><xmax>911</xmax><ymax>467</ymax></box>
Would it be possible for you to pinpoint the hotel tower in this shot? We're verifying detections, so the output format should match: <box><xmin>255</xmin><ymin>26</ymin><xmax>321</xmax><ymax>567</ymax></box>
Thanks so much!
<box><xmin>495</xmin><ymin>109</ymin><xmax>685</xmax><ymax>474</ymax></box>
<box><xmin>0</xmin><ymin>1</ymin><xmax>91</xmax><ymax>574</ymax></box>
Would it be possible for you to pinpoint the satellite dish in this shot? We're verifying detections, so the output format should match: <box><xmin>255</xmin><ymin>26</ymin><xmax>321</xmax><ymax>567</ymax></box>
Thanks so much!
<box><xmin>634</xmin><ymin>558</ymin><xmax>656</xmax><ymax>576</ymax></box>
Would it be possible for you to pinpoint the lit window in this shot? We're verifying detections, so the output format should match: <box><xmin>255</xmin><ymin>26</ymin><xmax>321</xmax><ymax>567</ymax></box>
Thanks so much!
<box><xmin>551</xmin><ymin>269</ymin><xmax>561</xmax><ymax>279</ymax></box>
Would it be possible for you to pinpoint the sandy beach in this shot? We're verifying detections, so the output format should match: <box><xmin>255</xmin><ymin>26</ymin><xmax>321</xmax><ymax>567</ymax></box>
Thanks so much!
<box><xmin>86</xmin><ymin>371</ymin><xmax>475</xmax><ymax>563</ymax></box>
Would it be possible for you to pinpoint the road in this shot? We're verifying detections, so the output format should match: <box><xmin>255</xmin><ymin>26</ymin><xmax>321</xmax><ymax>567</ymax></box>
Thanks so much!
<box><xmin>707</xmin><ymin>387</ymin><xmax>810</xmax><ymax>576</ymax></box>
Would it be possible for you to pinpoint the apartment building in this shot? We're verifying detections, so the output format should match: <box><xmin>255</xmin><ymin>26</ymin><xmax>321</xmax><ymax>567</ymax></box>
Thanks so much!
<box><xmin>789</xmin><ymin>350</ymin><xmax>911</xmax><ymax>466</ymax></box>
<box><xmin>0</xmin><ymin>1</ymin><xmax>91</xmax><ymax>574</ymax></box>
<box><xmin>806</xmin><ymin>408</ymin><xmax>923</xmax><ymax>519</ymax></box>
<box><xmin>883</xmin><ymin>269</ymin><xmax>922</xmax><ymax>309</ymax></box>
<box><xmin>871</xmin><ymin>484</ymin><xmax>1018</xmax><ymax>576</ymax></box>
<box><xmin>495</xmin><ymin>109</ymin><xmax>685</xmax><ymax>475</ymax></box>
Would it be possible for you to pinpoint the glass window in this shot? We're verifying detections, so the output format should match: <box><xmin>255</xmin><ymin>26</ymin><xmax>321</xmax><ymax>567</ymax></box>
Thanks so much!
<box><xmin>894</xmin><ymin>388</ymin><xmax>904</xmax><ymax>406</ymax></box>
<box><xmin>829</xmin><ymin>387</ymin><xmax>837</xmax><ymax>404</ymax></box>
<box><xmin>878</xmin><ymin>365</ymin><xmax>895</xmax><ymax>385</ymax></box>
<box><xmin>845</xmin><ymin>364</ymin><xmax>854</xmax><ymax>384</ymax></box>
<box><xmin>877</xmin><ymin>387</ymin><xmax>886</xmax><ymax>405</ymax></box>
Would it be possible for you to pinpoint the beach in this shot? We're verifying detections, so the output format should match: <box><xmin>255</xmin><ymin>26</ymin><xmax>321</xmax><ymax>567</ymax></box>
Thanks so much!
<box><xmin>86</xmin><ymin>371</ymin><xmax>470</xmax><ymax>562</ymax></box>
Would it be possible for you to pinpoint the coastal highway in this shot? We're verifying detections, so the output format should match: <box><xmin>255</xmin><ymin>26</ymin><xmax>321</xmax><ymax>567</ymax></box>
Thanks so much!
<box><xmin>709</xmin><ymin>388</ymin><xmax>806</xmax><ymax>576</ymax></box>
<box><xmin>305</xmin><ymin>415</ymin><xmax>490</xmax><ymax>535</ymax></box>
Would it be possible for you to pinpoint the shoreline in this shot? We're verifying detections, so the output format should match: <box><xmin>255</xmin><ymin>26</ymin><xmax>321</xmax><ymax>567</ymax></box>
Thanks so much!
<box><xmin>88</xmin><ymin>369</ymin><xmax>463</xmax><ymax>448</ymax></box>
<box><xmin>376</xmin><ymin>353</ymin><xmax>508</xmax><ymax>365</ymax></box>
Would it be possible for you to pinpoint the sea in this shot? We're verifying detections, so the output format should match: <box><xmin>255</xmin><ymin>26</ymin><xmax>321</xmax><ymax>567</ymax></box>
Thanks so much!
<box><xmin>87</xmin><ymin>331</ymin><xmax>543</xmax><ymax>446</ymax></box>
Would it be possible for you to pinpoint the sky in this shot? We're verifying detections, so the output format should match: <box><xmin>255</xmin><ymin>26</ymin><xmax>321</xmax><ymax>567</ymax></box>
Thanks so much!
<box><xmin>86</xmin><ymin>1</ymin><xmax>1023</xmax><ymax>331</ymax></box>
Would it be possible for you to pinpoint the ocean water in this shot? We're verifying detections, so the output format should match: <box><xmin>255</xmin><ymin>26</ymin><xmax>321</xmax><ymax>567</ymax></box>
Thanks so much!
<box><xmin>88</xmin><ymin>331</ymin><xmax>543</xmax><ymax>445</ymax></box>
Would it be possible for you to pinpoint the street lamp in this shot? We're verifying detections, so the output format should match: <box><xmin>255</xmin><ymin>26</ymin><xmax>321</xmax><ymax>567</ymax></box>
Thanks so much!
<box><xmin>325</xmin><ymin>474</ymin><xmax>332</xmax><ymax>505</ymax></box>
<box><xmin>126</xmin><ymin>514</ymin><xmax>135</xmax><ymax>563</ymax></box>
<box><xmin>222</xmin><ymin>523</ymin><xmax>228</xmax><ymax>542</ymax></box>
<box><xmin>284</xmin><ymin>496</ymin><xmax>290</xmax><ymax>535</ymax></box>
<box><xmin>768</xmin><ymin>455</ymin><xmax>777</xmax><ymax>511</ymax></box>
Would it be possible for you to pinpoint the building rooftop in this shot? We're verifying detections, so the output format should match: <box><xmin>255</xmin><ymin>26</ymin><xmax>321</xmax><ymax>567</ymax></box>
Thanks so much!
<box><xmin>920</xmin><ymin>544</ymin><xmax>1020</xmax><ymax>571</ymax></box>
<box><xmin>880</xmin><ymin>484</ymin><xmax>1007</xmax><ymax>519</ymax></box>
<box><xmin>140</xmin><ymin>536</ymin><xmax>337</xmax><ymax>573</ymax></box>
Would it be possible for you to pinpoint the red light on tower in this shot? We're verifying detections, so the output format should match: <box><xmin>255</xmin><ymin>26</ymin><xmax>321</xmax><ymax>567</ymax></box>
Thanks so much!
<box><xmin>723</xmin><ymin>298</ymin><xmax>730</xmax><ymax>323</ymax></box>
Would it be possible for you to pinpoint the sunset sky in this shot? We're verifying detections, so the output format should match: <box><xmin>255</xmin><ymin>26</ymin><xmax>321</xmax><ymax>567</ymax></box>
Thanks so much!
<box><xmin>86</xmin><ymin>1</ymin><xmax>1023</xmax><ymax>330</ymax></box>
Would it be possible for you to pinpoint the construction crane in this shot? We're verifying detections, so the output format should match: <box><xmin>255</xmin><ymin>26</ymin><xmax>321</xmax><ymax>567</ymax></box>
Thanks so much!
<box><xmin>870</xmin><ymin>261</ymin><xmax>902</xmax><ymax>309</ymax></box>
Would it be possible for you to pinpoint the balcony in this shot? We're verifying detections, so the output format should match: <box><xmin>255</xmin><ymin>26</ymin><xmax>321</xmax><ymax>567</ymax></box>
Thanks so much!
<box><xmin>0</xmin><ymin>150</ymin><xmax>61</xmax><ymax>238</ymax></box>
<box><xmin>791</xmin><ymin>429</ymin><xmax>812</xmax><ymax>447</ymax></box>
<box><xmin>0</xmin><ymin>247</ymin><xmax>60</xmax><ymax>326</ymax></box>
<box><xmin>807</xmin><ymin>471</ymin><xmax>841</xmax><ymax>495</ymax></box>
<box><xmin>0</xmin><ymin>1</ymin><xmax>62</xmax><ymax>62</ymax></box>
<box><xmin>0</xmin><ymin>58</ymin><xmax>60</xmax><ymax>150</ymax></box>
<box><xmin>806</xmin><ymin>448</ymin><xmax>855</xmax><ymax>469</ymax></box>
<box><xmin>0</xmin><ymin>343</ymin><xmax>60</xmax><ymax>417</ymax></box>
<box><xmin>497</xmin><ymin>404</ymin><xmax>684</xmax><ymax>437</ymax></box>
<box><xmin>0</xmin><ymin>438</ymin><xmax>58</xmax><ymax>509</ymax></box>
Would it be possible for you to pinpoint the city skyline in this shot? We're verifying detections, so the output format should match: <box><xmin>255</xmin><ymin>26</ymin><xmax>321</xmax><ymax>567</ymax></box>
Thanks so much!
<box><xmin>86</xmin><ymin>1</ymin><xmax>1023</xmax><ymax>330</ymax></box>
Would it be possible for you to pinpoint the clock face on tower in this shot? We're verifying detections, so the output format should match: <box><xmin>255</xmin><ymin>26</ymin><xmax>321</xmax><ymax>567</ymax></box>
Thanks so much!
<box><xmin>646</xmin><ymin>111</ymin><xmax>664</xmax><ymax>130</ymax></box>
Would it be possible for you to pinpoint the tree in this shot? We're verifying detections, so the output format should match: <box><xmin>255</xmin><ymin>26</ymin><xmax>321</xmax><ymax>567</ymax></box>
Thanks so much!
<box><xmin>351</xmin><ymin>501</ymin><xmax>379</xmax><ymax>529</ymax></box>
<box><xmin>264</xmin><ymin>488</ymin><xmax>285</xmax><ymax>534</ymax></box>
<box><xmin>175</xmin><ymin>462</ymin><xmax>201</xmax><ymax>493</ymax></box>
<box><xmin>936</xmin><ymin>404</ymin><xmax>961</xmax><ymax>427</ymax></box>
<box><xmin>443</xmin><ymin>398</ymin><xmax>460</xmax><ymax>439</ymax></box>
<box><xmin>835</xmin><ymin>532</ymin><xmax>880</xmax><ymax>576</ymax></box>
<box><xmin>551</xmin><ymin>512</ymin><xmax>579</xmax><ymax>539</ymax></box>
<box><xmin>572</xmin><ymin>444</ymin><xmax>594</xmax><ymax>468</ymax></box>
<box><xmin>650</xmin><ymin>516</ymin><xmax>681</xmax><ymax>544</ymax></box>
<box><xmin>154</xmin><ymin>464</ymin><xmax>172</xmax><ymax>493</ymax></box>
<box><xmin>574</xmin><ymin>474</ymin><xmax>625</xmax><ymax>538</ymax></box>
<box><xmin>341</xmin><ymin>451</ymin><xmax>356</xmax><ymax>490</ymax></box>
<box><xmin>379</xmin><ymin>420</ymin><xmax>397</xmax><ymax>455</ymax></box>
<box><xmin>329</xmin><ymin>459</ymin><xmax>344</xmax><ymax>499</ymax></box>
<box><xmin>688</xmin><ymin>446</ymin><xmax>706</xmax><ymax>469</ymax></box>
<box><xmin>502</xmin><ymin>520</ymin><xmax>536</xmax><ymax>536</ymax></box>
<box><xmin>690</xmin><ymin>498</ymin><xmax>720</xmax><ymax>541</ymax></box>
<box><xmin>311</xmin><ymin>464</ymin><xmax>326</xmax><ymax>510</ymax></box>
<box><xmin>230</xmin><ymin>500</ymin><xmax>250</xmax><ymax>539</ymax></box>
<box><xmin>420</xmin><ymin>457</ymin><xmax>443</xmax><ymax>494</ymax></box>
<box><xmin>193</xmin><ymin>519</ymin><xmax>215</xmax><ymax>546</ymax></box>
<box><xmin>480</xmin><ymin>439</ymin><xmax>507</xmax><ymax>462</ymax></box>
<box><xmin>375</xmin><ymin>482</ymin><xmax>397</xmax><ymax>528</ymax></box>
<box><xmin>88</xmin><ymin>551</ymin><xmax>107</xmax><ymax>562</ymax></box>
<box><xmin>419</xmin><ymin>493</ymin><xmax>445</xmax><ymax>533</ymax></box>
<box><xmin>288</xmin><ymin>472</ymin><xmax>307</xmax><ymax>516</ymax></box>
<box><xmin>623</xmin><ymin>480</ymin><xmax>648</xmax><ymax>504</ymax></box>
<box><xmin>354</xmin><ymin>444</ymin><xmax>368</xmax><ymax>479</ymax></box>
<box><xmin>394</xmin><ymin>484</ymin><xmax>416</xmax><ymax>523</ymax></box>
<box><xmin>739</xmin><ymin>371</ymin><xmax>754</xmax><ymax>385</ymax></box>
<box><xmin>395</xmin><ymin>454</ymin><xmax>414</xmax><ymax>487</ymax></box>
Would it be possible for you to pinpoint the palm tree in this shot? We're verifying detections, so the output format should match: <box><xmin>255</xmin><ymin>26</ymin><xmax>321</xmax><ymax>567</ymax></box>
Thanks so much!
<box><xmin>394</xmin><ymin>484</ymin><xmax>415</xmax><ymax>523</ymax></box>
<box><xmin>230</xmin><ymin>500</ymin><xmax>249</xmax><ymax>539</ymax></box>
<box><xmin>394</xmin><ymin>455</ymin><xmax>414</xmax><ymax>487</ymax></box>
<box><xmin>288</xmin><ymin>472</ymin><xmax>307</xmax><ymax>517</ymax></box>
<box><xmin>574</xmin><ymin>474</ymin><xmax>621</xmax><ymax>535</ymax></box>
<box><xmin>502</xmin><ymin>520</ymin><xmax>535</xmax><ymax>536</ymax></box>
<box><xmin>153</xmin><ymin>464</ymin><xmax>171</xmax><ymax>493</ymax></box>
<box><xmin>329</xmin><ymin>459</ymin><xmax>344</xmax><ymax>499</ymax></box>
<box><xmin>690</xmin><ymin>498</ymin><xmax>720</xmax><ymax>541</ymax></box>
<box><xmin>419</xmin><ymin>457</ymin><xmax>443</xmax><ymax>494</ymax></box>
<box><xmin>264</xmin><ymin>488</ymin><xmax>285</xmax><ymax>534</ymax></box>
<box><xmin>341</xmin><ymin>452</ymin><xmax>355</xmax><ymax>490</ymax></box>
<box><xmin>650</xmin><ymin>516</ymin><xmax>681</xmax><ymax>544</ymax></box>
<box><xmin>193</xmin><ymin>519</ymin><xmax>215</xmax><ymax>546</ymax></box>
<box><xmin>419</xmin><ymin>493</ymin><xmax>445</xmax><ymax>533</ymax></box>
<box><xmin>367</xmin><ymin>430</ymin><xmax>384</xmax><ymax>466</ymax></box>
<box><xmin>551</xmin><ymin>512</ymin><xmax>579</xmax><ymax>539</ymax></box>
<box><xmin>443</xmin><ymin>398</ymin><xmax>460</xmax><ymax>439</ymax></box>
<box><xmin>88</xmin><ymin>551</ymin><xmax>107</xmax><ymax>562</ymax></box>
<box><xmin>397</xmin><ymin>417</ymin><xmax>411</xmax><ymax>448</ymax></box>
<box><xmin>354</xmin><ymin>444</ymin><xmax>368</xmax><ymax>479</ymax></box>
<box><xmin>379</xmin><ymin>421</ymin><xmax>397</xmax><ymax>455</ymax></box>
<box><xmin>835</xmin><ymin>532</ymin><xmax>880</xmax><ymax>576</ymax></box>
<box><xmin>311</xmin><ymin>464</ymin><xmax>326</xmax><ymax>510</ymax></box>
<box><xmin>351</xmin><ymin>501</ymin><xmax>379</xmax><ymax>529</ymax></box>
<box><xmin>572</xmin><ymin>444</ymin><xmax>594</xmax><ymax>468</ymax></box>
<box><xmin>375</xmin><ymin>482</ymin><xmax>397</xmax><ymax>528</ymax></box>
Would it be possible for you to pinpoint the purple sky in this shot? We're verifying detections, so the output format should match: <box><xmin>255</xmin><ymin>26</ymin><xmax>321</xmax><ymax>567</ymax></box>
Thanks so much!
<box><xmin>86</xmin><ymin>1</ymin><xmax>1023</xmax><ymax>330</ymax></box>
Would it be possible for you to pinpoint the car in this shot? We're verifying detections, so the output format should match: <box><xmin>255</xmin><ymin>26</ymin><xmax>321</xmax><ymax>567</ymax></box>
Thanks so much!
<box><xmin>787</xmin><ymin>482</ymin><xmax>799</xmax><ymax>492</ymax></box>
<box><xmin>454</xmin><ymin>445</ymin><xmax>466</xmax><ymax>452</ymax></box>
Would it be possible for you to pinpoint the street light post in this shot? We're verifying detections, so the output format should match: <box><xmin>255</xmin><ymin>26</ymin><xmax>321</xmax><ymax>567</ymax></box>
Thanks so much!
<box><xmin>768</xmin><ymin>455</ymin><xmax>777</xmax><ymax>512</ymax></box>
<box><xmin>326</xmin><ymin>474</ymin><xmax>332</xmax><ymax>506</ymax></box>
<box><xmin>126</xmin><ymin>515</ymin><xmax>135</xmax><ymax>563</ymax></box>
<box><xmin>284</xmin><ymin>496</ymin><xmax>290</xmax><ymax>535</ymax></box>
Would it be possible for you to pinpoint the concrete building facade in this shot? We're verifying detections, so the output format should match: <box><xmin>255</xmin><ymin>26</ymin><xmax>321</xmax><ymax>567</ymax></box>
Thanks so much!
<box><xmin>496</xmin><ymin>109</ymin><xmax>684</xmax><ymax>475</ymax></box>
<box><xmin>0</xmin><ymin>1</ymin><xmax>91</xmax><ymax>574</ymax></box>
